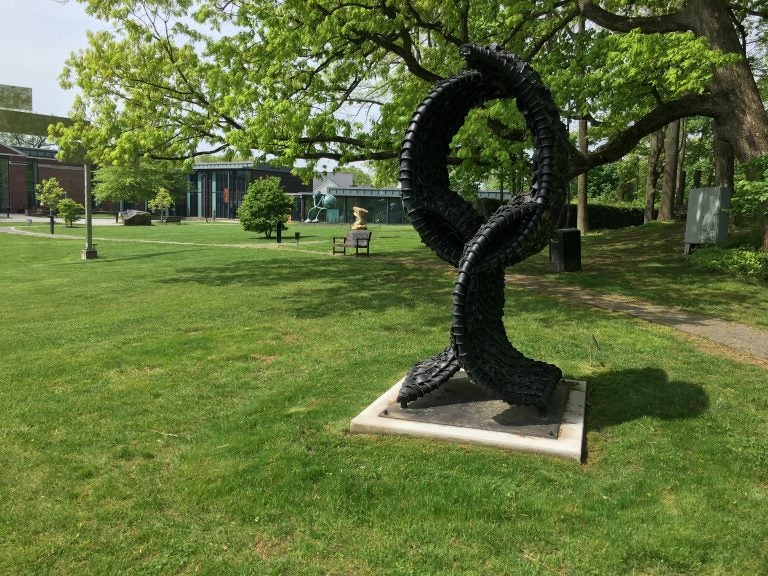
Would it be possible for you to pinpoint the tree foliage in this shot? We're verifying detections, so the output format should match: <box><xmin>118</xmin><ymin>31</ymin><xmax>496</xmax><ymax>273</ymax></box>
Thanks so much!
<box><xmin>147</xmin><ymin>187</ymin><xmax>174</xmax><ymax>223</ymax></box>
<box><xmin>56</xmin><ymin>198</ymin><xmax>85</xmax><ymax>227</ymax></box>
<box><xmin>238</xmin><ymin>176</ymin><xmax>293</xmax><ymax>238</ymax></box>
<box><xmin>54</xmin><ymin>0</ymin><xmax>768</xmax><ymax>186</ymax></box>
<box><xmin>734</xmin><ymin>155</ymin><xmax>768</xmax><ymax>250</ymax></box>
<box><xmin>0</xmin><ymin>132</ymin><xmax>51</xmax><ymax>149</ymax></box>
<box><xmin>35</xmin><ymin>178</ymin><xmax>65</xmax><ymax>213</ymax></box>
<box><xmin>92</xmin><ymin>160</ymin><xmax>187</xmax><ymax>204</ymax></box>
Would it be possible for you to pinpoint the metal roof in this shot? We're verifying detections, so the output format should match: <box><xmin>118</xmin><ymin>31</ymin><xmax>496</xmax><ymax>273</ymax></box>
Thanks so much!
<box><xmin>191</xmin><ymin>161</ymin><xmax>292</xmax><ymax>173</ymax></box>
<box><xmin>327</xmin><ymin>187</ymin><xmax>402</xmax><ymax>197</ymax></box>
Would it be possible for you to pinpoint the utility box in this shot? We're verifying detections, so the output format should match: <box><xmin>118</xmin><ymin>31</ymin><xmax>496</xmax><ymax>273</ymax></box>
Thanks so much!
<box><xmin>550</xmin><ymin>228</ymin><xmax>581</xmax><ymax>272</ymax></box>
<box><xmin>684</xmin><ymin>187</ymin><xmax>730</xmax><ymax>255</ymax></box>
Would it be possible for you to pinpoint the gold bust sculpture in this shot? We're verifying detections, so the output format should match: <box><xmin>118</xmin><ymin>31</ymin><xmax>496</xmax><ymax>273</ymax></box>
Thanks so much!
<box><xmin>351</xmin><ymin>206</ymin><xmax>369</xmax><ymax>230</ymax></box>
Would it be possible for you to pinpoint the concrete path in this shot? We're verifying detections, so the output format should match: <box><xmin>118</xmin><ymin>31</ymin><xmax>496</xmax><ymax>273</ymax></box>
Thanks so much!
<box><xmin>507</xmin><ymin>273</ymin><xmax>768</xmax><ymax>369</ymax></box>
<box><xmin>1</xmin><ymin>214</ymin><xmax>121</xmax><ymax>225</ymax></box>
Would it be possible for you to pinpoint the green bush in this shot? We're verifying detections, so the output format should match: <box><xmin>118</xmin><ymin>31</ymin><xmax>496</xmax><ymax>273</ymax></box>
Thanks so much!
<box><xmin>238</xmin><ymin>176</ymin><xmax>294</xmax><ymax>238</ymax></box>
<box><xmin>562</xmin><ymin>204</ymin><xmax>646</xmax><ymax>229</ymax></box>
<box><xmin>56</xmin><ymin>198</ymin><xmax>85</xmax><ymax>227</ymax></box>
<box><xmin>471</xmin><ymin>201</ymin><xmax>646</xmax><ymax>229</ymax></box>
<box><xmin>689</xmin><ymin>246</ymin><xmax>768</xmax><ymax>281</ymax></box>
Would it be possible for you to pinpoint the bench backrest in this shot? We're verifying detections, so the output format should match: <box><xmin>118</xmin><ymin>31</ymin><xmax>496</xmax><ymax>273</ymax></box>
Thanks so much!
<box><xmin>345</xmin><ymin>230</ymin><xmax>371</xmax><ymax>246</ymax></box>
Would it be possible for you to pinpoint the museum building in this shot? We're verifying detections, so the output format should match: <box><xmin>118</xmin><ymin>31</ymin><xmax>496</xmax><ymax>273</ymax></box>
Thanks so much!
<box><xmin>187</xmin><ymin>166</ymin><xmax>409</xmax><ymax>224</ymax></box>
<box><xmin>0</xmin><ymin>144</ymin><xmax>96</xmax><ymax>214</ymax></box>
<box><xmin>186</xmin><ymin>161</ymin><xmax>311</xmax><ymax>219</ymax></box>
<box><xmin>1</xmin><ymin>145</ymin><xmax>511</xmax><ymax>223</ymax></box>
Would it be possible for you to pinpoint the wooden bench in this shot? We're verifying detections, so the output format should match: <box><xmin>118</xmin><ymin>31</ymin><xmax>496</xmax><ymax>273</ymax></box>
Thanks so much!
<box><xmin>151</xmin><ymin>215</ymin><xmax>182</xmax><ymax>224</ymax></box>
<box><xmin>333</xmin><ymin>230</ymin><xmax>372</xmax><ymax>256</ymax></box>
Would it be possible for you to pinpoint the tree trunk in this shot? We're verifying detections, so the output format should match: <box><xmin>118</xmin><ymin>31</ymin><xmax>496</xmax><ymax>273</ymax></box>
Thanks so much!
<box><xmin>575</xmin><ymin>0</ymin><xmax>768</xmax><ymax>173</ymax></box>
<box><xmin>761</xmin><ymin>217</ymin><xmax>768</xmax><ymax>253</ymax></box>
<box><xmin>693</xmin><ymin>169</ymin><xmax>702</xmax><ymax>189</ymax></box>
<box><xmin>691</xmin><ymin>0</ymin><xmax>768</xmax><ymax>162</ymax></box>
<box><xmin>577</xmin><ymin>116</ymin><xmax>588</xmax><ymax>232</ymax></box>
<box><xmin>659</xmin><ymin>120</ymin><xmax>679</xmax><ymax>221</ymax></box>
<box><xmin>576</xmin><ymin>16</ymin><xmax>588</xmax><ymax>233</ymax></box>
<box><xmin>674</xmin><ymin>117</ymin><xmax>687</xmax><ymax>210</ymax></box>
<box><xmin>644</xmin><ymin>130</ymin><xmax>663</xmax><ymax>223</ymax></box>
<box><xmin>713</xmin><ymin>120</ymin><xmax>734</xmax><ymax>190</ymax></box>
<box><xmin>741</xmin><ymin>159</ymin><xmax>768</xmax><ymax>252</ymax></box>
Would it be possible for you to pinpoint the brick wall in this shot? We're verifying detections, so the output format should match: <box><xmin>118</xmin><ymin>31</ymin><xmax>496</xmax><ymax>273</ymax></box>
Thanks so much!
<box><xmin>9</xmin><ymin>159</ymin><xmax>28</xmax><ymax>212</ymax></box>
<box><xmin>38</xmin><ymin>161</ymin><xmax>85</xmax><ymax>204</ymax></box>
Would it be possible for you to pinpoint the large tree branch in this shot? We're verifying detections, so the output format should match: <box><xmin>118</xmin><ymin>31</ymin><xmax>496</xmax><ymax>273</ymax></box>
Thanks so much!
<box><xmin>575</xmin><ymin>0</ymin><xmax>693</xmax><ymax>33</ymax></box>
<box><xmin>402</xmin><ymin>0</ymin><xmax>465</xmax><ymax>46</ymax></box>
<box><xmin>297</xmin><ymin>134</ymin><xmax>378</xmax><ymax>149</ymax></box>
<box><xmin>149</xmin><ymin>142</ymin><xmax>230</xmax><ymax>161</ymax></box>
<box><xmin>569</xmin><ymin>92</ymin><xmax>721</xmax><ymax>177</ymax></box>
<box><xmin>346</xmin><ymin>26</ymin><xmax>441</xmax><ymax>83</ymax></box>
<box><xmin>524</xmin><ymin>7</ymin><xmax>580</xmax><ymax>61</ymax></box>
<box><xmin>293</xmin><ymin>149</ymin><xmax>398</xmax><ymax>163</ymax></box>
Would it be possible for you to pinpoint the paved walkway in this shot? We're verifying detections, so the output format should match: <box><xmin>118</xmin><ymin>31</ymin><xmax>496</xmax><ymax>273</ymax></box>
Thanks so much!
<box><xmin>507</xmin><ymin>273</ymin><xmax>768</xmax><ymax>369</ymax></box>
<box><xmin>1</xmin><ymin>214</ymin><xmax>121</xmax><ymax>225</ymax></box>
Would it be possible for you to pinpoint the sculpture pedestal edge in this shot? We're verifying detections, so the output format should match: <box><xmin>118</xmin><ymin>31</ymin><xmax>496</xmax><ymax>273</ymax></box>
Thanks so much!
<box><xmin>350</xmin><ymin>371</ymin><xmax>586</xmax><ymax>462</ymax></box>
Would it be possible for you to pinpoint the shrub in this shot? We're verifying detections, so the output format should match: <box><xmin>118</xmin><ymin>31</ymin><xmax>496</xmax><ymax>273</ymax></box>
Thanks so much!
<box><xmin>55</xmin><ymin>198</ymin><xmax>85</xmax><ymax>227</ymax></box>
<box><xmin>238</xmin><ymin>177</ymin><xmax>294</xmax><ymax>238</ymax></box>
<box><xmin>147</xmin><ymin>187</ymin><xmax>174</xmax><ymax>223</ymax></box>
<box><xmin>561</xmin><ymin>204</ymin><xmax>646</xmax><ymax>229</ymax></box>
<box><xmin>35</xmin><ymin>178</ymin><xmax>65</xmax><ymax>213</ymax></box>
<box><xmin>689</xmin><ymin>246</ymin><xmax>768</xmax><ymax>281</ymax></box>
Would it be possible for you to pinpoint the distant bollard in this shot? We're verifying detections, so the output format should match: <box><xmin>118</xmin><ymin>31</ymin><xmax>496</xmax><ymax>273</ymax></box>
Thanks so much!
<box><xmin>295</xmin><ymin>232</ymin><xmax>300</xmax><ymax>244</ymax></box>
<box><xmin>276</xmin><ymin>220</ymin><xmax>285</xmax><ymax>243</ymax></box>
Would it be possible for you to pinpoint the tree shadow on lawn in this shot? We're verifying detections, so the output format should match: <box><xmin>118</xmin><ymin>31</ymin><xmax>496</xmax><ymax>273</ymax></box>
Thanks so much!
<box><xmin>157</xmin><ymin>255</ymin><xmax>453</xmax><ymax>321</ymax></box>
<box><xmin>586</xmin><ymin>367</ymin><xmax>709</xmax><ymax>431</ymax></box>
<box><xmin>96</xmin><ymin>248</ymin><xmax>206</xmax><ymax>262</ymax></box>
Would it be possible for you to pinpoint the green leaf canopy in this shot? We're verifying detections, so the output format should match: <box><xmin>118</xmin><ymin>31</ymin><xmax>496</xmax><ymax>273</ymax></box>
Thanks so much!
<box><xmin>55</xmin><ymin>0</ymin><xmax>768</xmax><ymax>185</ymax></box>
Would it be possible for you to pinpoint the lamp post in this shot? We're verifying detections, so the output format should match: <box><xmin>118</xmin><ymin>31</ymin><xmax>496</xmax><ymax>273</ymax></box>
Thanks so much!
<box><xmin>81</xmin><ymin>164</ymin><xmax>97</xmax><ymax>259</ymax></box>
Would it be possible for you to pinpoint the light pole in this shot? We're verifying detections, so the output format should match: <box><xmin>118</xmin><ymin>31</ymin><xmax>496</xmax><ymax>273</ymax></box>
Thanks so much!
<box><xmin>81</xmin><ymin>163</ymin><xmax>97</xmax><ymax>259</ymax></box>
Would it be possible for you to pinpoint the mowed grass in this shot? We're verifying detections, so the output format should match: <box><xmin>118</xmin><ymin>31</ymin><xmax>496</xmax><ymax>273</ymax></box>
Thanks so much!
<box><xmin>515</xmin><ymin>221</ymin><xmax>768</xmax><ymax>329</ymax></box>
<box><xmin>0</xmin><ymin>223</ymin><xmax>766</xmax><ymax>575</ymax></box>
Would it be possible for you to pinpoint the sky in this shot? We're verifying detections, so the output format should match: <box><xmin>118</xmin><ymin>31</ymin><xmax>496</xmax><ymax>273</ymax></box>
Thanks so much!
<box><xmin>0</xmin><ymin>0</ymin><xmax>105</xmax><ymax>117</ymax></box>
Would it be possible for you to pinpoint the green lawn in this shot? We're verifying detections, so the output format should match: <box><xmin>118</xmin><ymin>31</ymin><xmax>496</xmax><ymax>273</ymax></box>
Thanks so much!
<box><xmin>515</xmin><ymin>221</ymin><xmax>768</xmax><ymax>329</ymax></box>
<box><xmin>0</xmin><ymin>223</ymin><xmax>766</xmax><ymax>575</ymax></box>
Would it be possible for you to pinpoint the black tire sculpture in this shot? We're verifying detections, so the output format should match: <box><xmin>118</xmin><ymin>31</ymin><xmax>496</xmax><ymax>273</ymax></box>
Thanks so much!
<box><xmin>398</xmin><ymin>44</ymin><xmax>570</xmax><ymax>409</ymax></box>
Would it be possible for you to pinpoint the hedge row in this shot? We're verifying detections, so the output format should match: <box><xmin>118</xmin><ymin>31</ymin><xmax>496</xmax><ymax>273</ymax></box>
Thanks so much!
<box><xmin>473</xmin><ymin>199</ymin><xmax>647</xmax><ymax>230</ymax></box>
<box><xmin>560</xmin><ymin>204</ymin><xmax>647</xmax><ymax>230</ymax></box>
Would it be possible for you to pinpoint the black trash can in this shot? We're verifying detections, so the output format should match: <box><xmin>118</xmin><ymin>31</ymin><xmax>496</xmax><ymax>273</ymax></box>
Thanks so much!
<box><xmin>550</xmin><ymin>228</ymin><xmax>581</xmax><ymax>272</ymax></box>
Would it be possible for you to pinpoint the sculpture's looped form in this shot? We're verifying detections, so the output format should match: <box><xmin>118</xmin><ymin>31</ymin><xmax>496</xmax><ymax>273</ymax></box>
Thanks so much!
<box><xmin>398</xmin><ymin>44</ymin><xmax>570</xmax><ymax>409</ymax></box>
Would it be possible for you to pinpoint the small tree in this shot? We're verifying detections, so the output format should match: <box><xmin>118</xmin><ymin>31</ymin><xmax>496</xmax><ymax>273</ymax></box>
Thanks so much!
<box><xmin>733</xmin><ymin>156</ymin><xmax>768</xmax><ymax>252</ymax></box>
<box><xmin>93</xmin><ymin>160</ymin><xmax>188</xmax><ymax>205</ymax></box>
<box><xmin>238</xmin><ymin>177</ymin><xmax>293</xmax><ymax>238</ymax></box>
<box><xmin>35</xmin><ymin>178</ymin><xmax>66</xmax><ymax>215</ymax></box>
<box><xmin>148</xmin><ymin>187</ymin><xmax>174</xmax><ymax>224</ymax></box>
<box><xmin>56</xmin><ymin>198</ymin><xmax>85</xmax><ymax>227</ymax></box>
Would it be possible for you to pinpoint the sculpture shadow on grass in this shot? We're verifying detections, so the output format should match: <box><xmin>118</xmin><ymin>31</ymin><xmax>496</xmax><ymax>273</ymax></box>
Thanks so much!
<box><xmin>586</xmin><ymin>367</ymin><xmax>709</xmax><ymax>431</ymax></box>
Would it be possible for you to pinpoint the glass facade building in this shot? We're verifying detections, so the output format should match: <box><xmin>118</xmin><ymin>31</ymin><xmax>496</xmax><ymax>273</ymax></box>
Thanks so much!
<box><xmin>187</xmin><ymin>162</ymin><xmax>311</xmax><ymax>219</ymax></box>
<box><xmin>293</xmin><ymin>187</ymin><xmax>406</xmax><ymax>225</ymax></box>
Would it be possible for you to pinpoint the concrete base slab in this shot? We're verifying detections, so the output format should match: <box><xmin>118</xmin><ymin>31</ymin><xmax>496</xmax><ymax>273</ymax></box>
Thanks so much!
<box><xmin>350</xmin><ymin>372</ymin><xmax>586</xmax><ymax>461</ymax></box>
